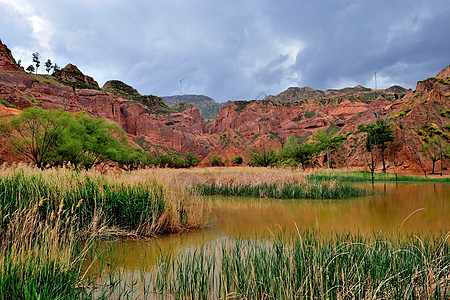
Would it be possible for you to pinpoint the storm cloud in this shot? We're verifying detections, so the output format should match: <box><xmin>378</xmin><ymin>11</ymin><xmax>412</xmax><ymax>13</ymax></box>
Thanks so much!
<box><xmin>1</xmin><ymin>0</ymin><xmax>449</xmax><ymax>101</ymax></box>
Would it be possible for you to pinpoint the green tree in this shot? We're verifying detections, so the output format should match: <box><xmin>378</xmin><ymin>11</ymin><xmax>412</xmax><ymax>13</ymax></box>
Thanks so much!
<box><xmin>311</xmin><ymin>130</ymin><xmax>346</xmax><ymax>168</ymax></box>
<box><xmin>208</xmin><ymin>154</ymin><xmax>223</xmax><ymax>167</ymax></box>
<box><xmin>32</xmin><ymin>52</ymin><xmax>40</xmax><ymax>74</ymax></box>
<box><xmin>53</xmin><ymin>63</ymin><xmax>60</xmax><ymax>74</ymax></box>
<box><xmin>62</xmin><ymin>111</ymin><xmax>129</xmax><ymax>170</ymax></box>
<box><xmin>232</xmin><ymin>156</ymin><xmax>243</xmax><ymax>165</ymax></box>
<box><xmin>0</xmin><ymin>107</ymin><xmax>73</xmax><ymax>169</ymax></box>
<box><xmin>281</xmin><ymin>135</ymin><xmax>317</xmax><ymax>169</ymax></box>
<box><xmin>422</xmin><ymin>137</ymin><xmax>441</xmax><ymax>174</ymax></box>
<box><xmin>358</xmin><ymin>119</ymin><xmax>396</xmax><ymax>173</ymax></box>
<box><xmin>26</xmin><ymin>65</ymin><xmax>35</xmax><ymax>73</ymax></box>
<box><xmin>118</xmin><ymin>147</ymin><xmax>153</xmax><ymax>171</ymax></box>
<box><xmin>184</xmin><ymin>152</ymin><xmax>200</xmax><ymax>167</ymax></box>
<box><xmin>247</xmin><ymin>145</ymin><xmax>279</xmax><ymax>167</ymax></box>
<box><xmin>44</xmin><ymin>59</ymin><xmax>53</xmax><ymax>74</ymax></box>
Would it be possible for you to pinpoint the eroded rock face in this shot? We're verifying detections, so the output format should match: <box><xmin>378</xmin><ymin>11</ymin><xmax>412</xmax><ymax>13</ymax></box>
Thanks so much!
<box><xmin>0</xmin><ymin>40</ymin><xmax>22</xmax><ymax>72</ymax></box>
<box><xmin>0</xmin><ymin>50</ymin><xmax>212</xmax><ymax>159</ymax></box>
<box><xmin>0</xmin><ymin>37</ymin><xmax>449</xmax><ymax>173</ymax></box>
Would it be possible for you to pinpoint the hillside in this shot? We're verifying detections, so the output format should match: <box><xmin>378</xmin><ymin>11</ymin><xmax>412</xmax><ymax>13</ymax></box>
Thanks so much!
<box><xmin>0</xmin><ymin>38</ymin><xmax>449</xmax><ymax>174</ymax></box>
<box><xmin>162</xmin><ymin>94</ymin><xmax>224</xmax><ymax>119</ymax></box>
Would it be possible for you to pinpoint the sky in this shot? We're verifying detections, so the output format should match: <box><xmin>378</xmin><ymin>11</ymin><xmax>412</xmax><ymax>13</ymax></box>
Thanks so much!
<box><xmin>1</xmin><ymin>0</ymin><xmax>449</xmax><ymax>102</ymax></box>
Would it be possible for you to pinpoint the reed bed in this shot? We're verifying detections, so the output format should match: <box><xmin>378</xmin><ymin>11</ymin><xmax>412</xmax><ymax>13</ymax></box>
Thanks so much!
<box><xmin>194</xmin><ymin>181</ymin><xmax>369</xmax><ymax>199</ymax></box>
<box><xmin>149</xmin><ymin>230</ymin><xmax>450</xmax><ymax>299</ymax></box>
<box><xmin>0</xmin><ymin>165</ymin><xmax>206</xmax><ymax>299</ymax></box>
<box><xmin>141</xmin><ymin>167</ymin><xmax>369</xmax><ymax>199</ymax></box>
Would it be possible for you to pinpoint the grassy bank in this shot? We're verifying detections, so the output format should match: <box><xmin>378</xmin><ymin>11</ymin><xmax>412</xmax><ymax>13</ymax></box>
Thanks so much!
<box><xmin>308</xmin><ymin>170</ymin><xmax>450</xmax><ymax>183</ymax></box>
<box><xmin>149</xmin><ymin>231</ymin><xmax>450</xmax><ymax>299</ymax></box>
<box><xmin>0</xmin><ymin>166</ymin><xmax>206</xmax><ymax>299</ymax></box>
<box><xmin>194</xmin><ymin>181</ymin><xmax>369</xmax><ymax>199</ymax></box>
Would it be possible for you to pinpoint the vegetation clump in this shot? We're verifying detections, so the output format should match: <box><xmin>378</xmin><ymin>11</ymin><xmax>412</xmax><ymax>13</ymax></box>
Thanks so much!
<box><xmin>151</xmin><ymin>231</ymin><xmax>450</xmax><ymax>299</ymax></box>
<box><xmin>0</xmin><ymin>167</ymin><xmax>206</xmax><ymax>299</ymax></box>
<box><xmin>388</xmin><ymin>107</ymin><xmax>412</xmax><ymax>119</ymax></box>
<box><xmin>0</xmin><ymin>107</ymin><xmax>150</xmax><ymax>171</ymax></box>
<box><xmin>194</xmin><ymin>181</ymin><xmax>369</xmax><ymax>199</ymax></box>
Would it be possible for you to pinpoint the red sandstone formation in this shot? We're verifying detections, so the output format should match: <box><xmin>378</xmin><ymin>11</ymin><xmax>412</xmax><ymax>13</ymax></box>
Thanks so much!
<box><xmin>0</xmin><ymin>38</ymin><xmax>449</xmax><ymax>174</ymax></box>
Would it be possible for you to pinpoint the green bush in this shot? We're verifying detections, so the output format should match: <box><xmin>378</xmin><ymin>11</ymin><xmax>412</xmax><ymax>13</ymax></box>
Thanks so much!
<box><xmin>232</xmin><ymin>156</ymin><xmax>243</xmax><ymax>165</ymax></box>
<box><xmin>208</xmin><ymin>154</ymin><xmax>223</xmax><ymax>166</ymax></box>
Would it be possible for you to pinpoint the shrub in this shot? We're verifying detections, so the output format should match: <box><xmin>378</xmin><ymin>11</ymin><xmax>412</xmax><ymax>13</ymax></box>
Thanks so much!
<box><xmin>208</xmin><ymin>154</ymin><xmax>223</xmax><ymax>166</ymax></box>
<box><xmin>232</xmin><ymin>156</ymin><xmax>243</xmax><ymax>165</ymax></box>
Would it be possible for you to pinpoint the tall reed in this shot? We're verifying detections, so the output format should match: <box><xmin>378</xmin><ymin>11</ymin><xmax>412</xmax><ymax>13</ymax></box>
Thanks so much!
<box><xmin>0</xmin><ymin>165</ymin><xmax>207</xmax><ymax>299</ymax></box>
<box><xmin>194</xmin><ymin>181</ymin><xmax>369</xmax><ymax>199</ymax></box>
<box><xmin>150</xmin><ymin>230</ymin><xmax>450</xmax><ymax>299</ymax></box>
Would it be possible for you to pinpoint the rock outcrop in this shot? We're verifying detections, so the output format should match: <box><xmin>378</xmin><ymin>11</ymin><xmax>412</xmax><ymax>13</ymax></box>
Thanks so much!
<box><xmin>0</xmin><ymin>39</ymin><xmax>22</xmax><ymax>72</ymax></box>
<box><xmin>53</xmin><ymin>64</ymin><xmax>100</xmax><ymax>90</ymax></box>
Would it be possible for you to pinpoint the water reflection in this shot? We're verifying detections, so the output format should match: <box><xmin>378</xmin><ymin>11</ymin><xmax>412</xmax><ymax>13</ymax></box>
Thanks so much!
<box><xmin>90</xmin><ymin>183</ymin><xmax>449</xmax><ymax>272</ymax></box>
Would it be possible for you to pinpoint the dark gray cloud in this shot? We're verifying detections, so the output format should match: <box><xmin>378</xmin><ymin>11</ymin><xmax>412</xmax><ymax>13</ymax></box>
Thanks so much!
<box><xmin>1</xmin><ymin>0</ymin><xmax>449</xmax><ymax>101</ymax></box>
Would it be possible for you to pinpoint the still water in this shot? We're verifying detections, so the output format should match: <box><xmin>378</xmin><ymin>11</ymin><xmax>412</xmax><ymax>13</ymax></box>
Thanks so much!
<box><xmin>92</xmin><ymin>183</ymin><xmax>449</xmax><ymax>272</ymax></box>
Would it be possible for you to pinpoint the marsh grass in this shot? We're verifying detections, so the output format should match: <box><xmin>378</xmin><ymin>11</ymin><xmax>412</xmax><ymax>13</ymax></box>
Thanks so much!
<box><xmin>194</xmin><ymin>181</ymin><xmax>369</xmax><ymax>199</ymax></box>
<box><xmin>149</xmin><ymin>230</ymin><xmax>450</xmax><ymax>299</ymax></box>
<box><xmin>309</xmin><ymin>170</ymin><xmax>450</xmax><ymax>183</ymax></box>
<box><xmin>0</xmin><ymin>165</ymin><xmax>206</xmax><ymax>299</ymax></box>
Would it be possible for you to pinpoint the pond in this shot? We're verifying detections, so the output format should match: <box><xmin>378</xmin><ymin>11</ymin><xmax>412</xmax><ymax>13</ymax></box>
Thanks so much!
<box><xmin>89</xmin><ymin>182</ymin><xmax>449</xmax><ymax>274</ymax></box>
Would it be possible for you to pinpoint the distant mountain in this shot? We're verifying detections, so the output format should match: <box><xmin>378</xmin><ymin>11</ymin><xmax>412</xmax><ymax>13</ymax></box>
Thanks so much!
<box><xmin>265</xmin><ymin>85</ymin><xmax>408</xmax><ymax>103</ymax></box>
<box><xmin>162</xmin><ymin>94</ymin><xmax>224</xmax><ymax>119</ymax></box>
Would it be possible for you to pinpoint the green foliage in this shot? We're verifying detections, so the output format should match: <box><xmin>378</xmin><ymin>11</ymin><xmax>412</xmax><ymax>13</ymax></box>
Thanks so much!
<box><xmin>247</xmin><ymin>145</ymin><xmax>279</xmax><ymax>167</ymax></box>
<box><xmin>233</xmin><ymin>100</ymin><xmax>252</xmax><ymax>112</ymax></box>
<box><xmin>155</xmin><ymin>153</ymin><xmax>197</xmax><ymax>168</ymax></box>
<box><xmin>358</xmin><ymin>119</ymin><xmax>396</xmax><ymax>173</ymax></box>
<box><xmin>232</xmin><ymin>156</ymin><xmax>243</xmax><ymax>165</ymax></box>
<box><xmin>44</xmin><ymin>59</ymin><xmax>53</xmax><ymax>74</ymax></box>
<box><xmin>358</xmin><ymin>119</ymin><xmax>396</xmax><ymax>150</ymax></box>
<box><xmin>153</xmin><ymin>231</ymin><xmax>449</xmax><ymax>299</ymax></box>
<box><xmin>280</xmin><ymin>135</ymin><xmax>318</xmax><ymax>169</ymax></box>
<box><xmin>388</xmin><ymin>107</ymin><xmax>412</xmax><ymax>119</ymax></box>
<box><xmin>0</xmin><ymin>107</ymin><xmax>149</xmax><ymax>171</ymax></box>
<box><xmin>444</xmin><ymin>123</ymin><xmax>450</xmax><ymax>131</ymax></box>
<box><xmin>269</xmin><ymin>131</ymin><xmax>283</xmax><ymax>143</ymax></box>
<box><xmin>421</xmin><ymin>77</ymin><xmax>450</xmax><ymax>86</ymax></box>
<box><xmin>308</xmin><ymin>170</ymin><xmax>450</xmax><ymax>182</ymax></box>
<box><xmin>258</xmin><ymin>117</ymin><xmax>270</xmax><ymax>123</ymax></box>
<box><xmin>208</xmin><ymin>154</ymin><xmax>223</xmax><ymax>166</ymax></box>
<box><xmin>440</xmin><ymin>109</ymin><xmax>450</xmax><ymax>117</ymax></box>
<box><xmin>32</xmin><ymin>52</ymin><xmax>40</xmax><ymax>74</ymax></box>
<box><xmin>0</xmin><ymin>97</ymin><xmax>18</xmax><ymax>109</ymax></box>
<box><xmin>184</xmin><ymin>152</ymin><xmax>200</xmax><ymax>167</ymax></box>
<box><xmin>304</xmin><ymin>109</ymin><xmax>316</xmax><ymax>119</ymax></box>
<box><xmin>26</xmin><ymin>65</ymin><xmax>35</xmax><ymax>73</ymax></box>
<box><xmin>195</xmin><ymin>182</ymin><xmax>369</xmax><ymax>199</ymax></box>
<box><xmin>311</xmin><ymin>129</ymin><xmax>346</xmax><ymax>168</ymax></box>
